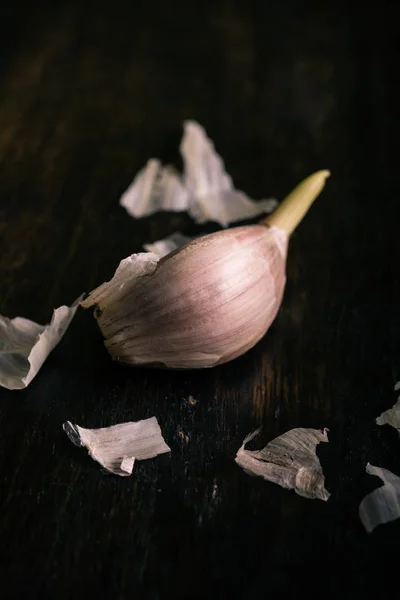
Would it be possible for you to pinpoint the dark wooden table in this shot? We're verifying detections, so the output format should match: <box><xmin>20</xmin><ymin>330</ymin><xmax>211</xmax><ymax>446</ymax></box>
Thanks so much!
<box><xmin>0</xmin><ymin>1</ymin><xmax>398</xmax><ymax>598</ymax></box>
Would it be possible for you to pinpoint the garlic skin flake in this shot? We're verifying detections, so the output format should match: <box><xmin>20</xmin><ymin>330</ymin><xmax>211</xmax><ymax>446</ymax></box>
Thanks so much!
<box><xmin>143</xmin><ymin>232</ymin><xmax>196</xmax><ymax>258</ymax></box>
<box><xmin>0</xmin><ymin>297</ymin><xmax>82</xmax><ymax>390</ymax></box>
<box><xmin>376</xmin><ymin>382</ymin><xmax>400</xmax><ymax>436</ymax></box>
<box><xmin>359</xmin><ymin>464</ymin><xmax>400</xmax><ymax>532</ymax></box>
<box><xmin>235</xmin><ymin>427</ymin><xmax>330</xmax><ymax>501</ymax></box>
<box><xmin>120</xmin><ymin>159</ymin><xmax>189</xmax><ymax>217</ymax></box>
<box><xmin>63</xmin><ymin>416</ymin><xmax>171</xmax><ymax>476</ymax></box>
<box><xmin>120</xmin><ymin>120</ymin><xmax>277</xmax><ymax>227</ymax></box>
<box><xmin>82</xmin><ymin>225</ymin><xmax>287</xmax><ymax>369</ymax></box>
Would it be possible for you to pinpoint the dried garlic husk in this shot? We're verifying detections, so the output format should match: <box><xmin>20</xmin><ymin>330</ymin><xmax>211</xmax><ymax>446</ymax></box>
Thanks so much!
<box><xmin>235</xmin><ymin>427</ymin><xmax>330</xmax><ymax>500</ymax></box>
<box><xmin>359</xmin><ymin>464</ymin><xmax>400</xmax><ymax>532</ymax></box>
<box><xmin>63</xmin><ymin>416</ymin><xmax>170</xmax><ymax>476</ymax></box>
<box><xmin>376</xmin><ymin>382</ymin><xmax>400</xmax><ymax>436</ymax></box>
<box><xmin>0</xmin><ymin>297</ymin><xmax>82</xmax><ymax>390</ymax></box>
<box><xmin>82</xmin><ymin>171</ymin><xmax>330</xmax><ymax>369</ymax></box>
<box><xmin>120</xmin><ymin>121</ymin><xmax>277</xmax><ymax>227</ymax></box>
<box><xmin>143</xmin><ymin>232</ymin><xmax>197</xmax><ymax>257</ymax></box>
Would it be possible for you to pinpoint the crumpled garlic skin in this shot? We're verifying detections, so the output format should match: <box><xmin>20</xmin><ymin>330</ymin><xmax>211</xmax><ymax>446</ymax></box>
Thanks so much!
<box><xmin>376</xmin><ymin>382</ymin><xmax>400</xmax><ymax>437</ymax></box>
<box><xmin>119</xmin><ymin>121</ymin><xmax>277</xmax><ymax>227</ymax></box>
<box><xmin>63</xmin><ymin>416</ymin><xmax>171</xmax><ymax>476</ymax></box>
<box><xmin>359</xmin><ymin>464</ymin><xmax>400</xmax><ymax>532</ymax></box>
<box><xmin>235</xmin><ymin>427</ymin><xmax>330</xmax><ymax>501</ymax></box>
<box><xmin>83</xmin><ymin>225</ymin><xmax>288</xmax><ymax>369</ymax></box>
<box><xmin>0</xmin><ymin>297</ymin><xmax>82</xmax><ymax>390</ymax></box>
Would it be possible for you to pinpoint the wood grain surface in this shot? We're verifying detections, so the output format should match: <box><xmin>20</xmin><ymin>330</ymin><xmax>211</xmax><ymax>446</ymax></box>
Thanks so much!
<box><xmin>0</xmin><ymin>1</ymin><xmax>399</xmax><ymax>598</ymax></box>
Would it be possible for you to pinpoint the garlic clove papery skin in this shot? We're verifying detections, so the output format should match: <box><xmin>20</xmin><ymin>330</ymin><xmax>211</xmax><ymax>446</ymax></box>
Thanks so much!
<box><xmin>85</xmin><ymin>225</ymin><xmax>288</xmax><ymax>369</ymax></box>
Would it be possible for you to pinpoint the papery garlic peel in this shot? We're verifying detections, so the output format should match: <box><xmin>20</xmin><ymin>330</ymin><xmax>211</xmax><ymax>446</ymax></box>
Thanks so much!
<box><xmin>82</xmin><ymin>171</ymin><xmax>330</xmax><ymax>369</ymax></box>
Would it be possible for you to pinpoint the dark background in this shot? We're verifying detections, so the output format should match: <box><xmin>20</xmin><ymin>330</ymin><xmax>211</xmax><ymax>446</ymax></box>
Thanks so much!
<box><xmin>0</xmin><ymin>1</ymin><xmax>399</xmax><ymax>598</ymax></box>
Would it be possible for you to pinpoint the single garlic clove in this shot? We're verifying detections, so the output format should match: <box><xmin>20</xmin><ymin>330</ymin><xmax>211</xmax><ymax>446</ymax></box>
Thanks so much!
<box><xmin>89</xmin><ymin>225</ymin><xmax>287</xmax><ymax>368</ymax></box>
<box><xmin>83</xmin><ymin>171</ymin><xmax>330</xmax><ymax>369</ymax></box>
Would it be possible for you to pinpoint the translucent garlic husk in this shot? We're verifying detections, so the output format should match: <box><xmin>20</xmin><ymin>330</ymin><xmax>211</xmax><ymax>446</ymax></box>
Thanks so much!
<box><xmin>82</xmin><ymin>170</ymin><xmax>329</xmax><ymax>369</ymax></box>
<box><xmin>86</xmin><ymin>225</ymin><xmax>287</xmax><ymax>369</ymax></box>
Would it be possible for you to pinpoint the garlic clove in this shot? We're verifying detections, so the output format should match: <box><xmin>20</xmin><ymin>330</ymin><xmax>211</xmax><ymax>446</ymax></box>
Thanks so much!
<box><xmin>83</xmin><ymin>171</ymin><xmax>329</xmax><ymax>369</ymax></box>
<box><xmin>83</xmin><ymin>225</ymin><xmax>287</xmax><ymax>368</ymax></box>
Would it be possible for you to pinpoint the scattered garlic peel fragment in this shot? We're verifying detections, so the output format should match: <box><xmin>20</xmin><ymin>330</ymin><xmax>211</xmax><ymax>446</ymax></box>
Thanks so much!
<box><xmin>120</xmin><ymin>120</ymin><xmax>277</xmax><ymax>227</ymax></box>
<box><xmin>359</xmin><ymin>464</ymin><xmax>400</xmax><ymax>532</ymax></box>
<box><xmin>121</xmin><ymin>160</ymin><xmax>189</xmax><ymax>218</ymax></box>
<box><xmin>235</xmin><ymin>427</ymin><xmax>330</xmax><ymax>501</ymax></box>
<box><xmin>143</xmin><ymin>233</ymin><xmax>196</xmax><ymax>257</ymax></box>
<box><xmin>63</xmin><ymin>416</ymin><xmax>171</xmax><ymax>476</ymax></box>
<box><xmin>0</xmin><ymin>296</ymin><xmax>82</xmax><ymax>390</ymax></box>
<box><xmin>376</xmin><ymin>382</ymin><xmax>400</xmax><ymax>436</ymax></box>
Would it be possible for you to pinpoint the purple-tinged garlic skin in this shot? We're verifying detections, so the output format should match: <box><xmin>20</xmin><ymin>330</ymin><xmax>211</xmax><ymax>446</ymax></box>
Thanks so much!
<box><xmin>94</xmin><ymin>225</ymin><xmax>287</xmax><ymax>369</ymax></box>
